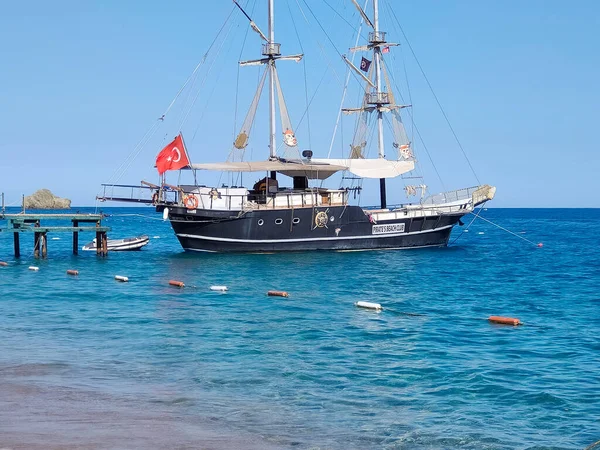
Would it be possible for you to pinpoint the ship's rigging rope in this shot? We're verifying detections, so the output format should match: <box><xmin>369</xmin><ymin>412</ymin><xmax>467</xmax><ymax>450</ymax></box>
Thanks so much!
<box><xmin>287</xmin><ymin>0</ymin><xmax>312</xmax><ymax>151</ymax></box>
<box><xmin>296</xmin><ymin>0</ymin><xmax>456</xmax><ymax>207</ymax></box>
<box><xmin>379</xmin><ymin>56</ymin><xmax>446</xmax><ymax>192</ymax></box>
<box><xmin>97</xmin><ymin>4</ymin><xmax>238</xmax><ymax>196</ymax></box>
<box><xmin>385</xmin><ymin>1</ymin><xmax>481</xmax><ymax>185</ymax></box>
<box><xmin>297</xmin><ymin>0</ymin><xmax>363</xmax><ymax>88</ymax></box>
<box><xmin>322</xmin><ymin>0</ymin><xmax>368</xmax><ymax>41</ymax></box>
<box><xmin>327</xmin><ymin>0</ymin><xmax>369</xmax><ymax>159</ymax></box>
<box><xmin>448</xmin><ymin>204</ymin><xmax>485</xmax><ymax>246</ymax></box>
<box><xmin>182</xmin><ymin>15</ymin><xmax>240</xmax><ymax>135</ymax></box>
<box><xmin>233</xmin><ymin>0</ymin><xmax>257</xmax><ymax>151</ymax></box>
<box><xmin>469</xmin><ymin>212</ymin><xmax>541</xmax><ymax>247</ymax></box>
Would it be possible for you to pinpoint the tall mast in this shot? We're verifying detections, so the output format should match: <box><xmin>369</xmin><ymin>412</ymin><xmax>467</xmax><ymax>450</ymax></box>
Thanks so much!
<box><xmin>235</xmin><ymin>0</ymin><xmax>302</xmax><ymax>168</ymax></box>
<box><xmin>268</xmin><ymin>0</ymin><xmax>276</xmax><ymax>159</ymax></box>
<box><xmin>372</xmin><ymin>0</ymin><xmax>387</xmax><ymax>208</ymax></box>
<box><xmin>373</xmin><ymin>0</ymin><xmax>384</xmax><ymax>161</ymax></box>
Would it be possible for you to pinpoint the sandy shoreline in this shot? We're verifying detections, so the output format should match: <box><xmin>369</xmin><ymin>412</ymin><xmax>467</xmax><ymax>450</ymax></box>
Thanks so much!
<box><xmin>0</xmin><ymin>378</ymin><xmax>284</xmax><ymax>450</ymax></box>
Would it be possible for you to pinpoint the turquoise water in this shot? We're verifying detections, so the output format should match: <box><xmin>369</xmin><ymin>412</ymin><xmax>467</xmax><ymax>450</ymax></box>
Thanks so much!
<box><xmin>1</xmin><ymin>207</ymin><xmax>599</xmax><ymax>449</ymax></box>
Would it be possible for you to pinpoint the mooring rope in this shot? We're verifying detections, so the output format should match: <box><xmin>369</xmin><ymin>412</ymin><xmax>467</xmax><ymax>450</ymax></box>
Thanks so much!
<box><xmin>469</xmin><ymin>211</ymin><xmax>541</xmax><ymax>247</ymax></box>
<box><xmin>449</xmin><ymin>204</ymin><xmax>486</xmax><ymax>246</ymax></box>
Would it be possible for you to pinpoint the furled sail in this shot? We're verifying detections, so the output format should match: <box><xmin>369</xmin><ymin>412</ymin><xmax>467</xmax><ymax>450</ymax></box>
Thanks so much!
<box><xmin>391</xmin><ymin>110</ymin><xmax>413</xmax><ymax>160</ymax></box>
<box><xmin>233</xmin><ymin>68</ymin><xmax>268</xmax><ymax>152</ymax></box>
<box><xmin>273</xmin><ymin>67</ymin><xmax>298</xmax><ymax>152</ymax></box>
<box><xmin>381</xmin><ymin>61</ymin><xmax>413</xmax><ymax>161</ymax></box>
<box><xmin>342</xmin><ymin>62</ymin><xmax>374</xmax><ymax>159</ymax></box>
<box><xmin>349</xmin><ymin>109</ymin><xmax>370</xmax><ymax>159</ymax></box>
<box><xmin>404</xmin><ymin>184</ymin><xmax>427</xmax><ymax>198</ymax></box>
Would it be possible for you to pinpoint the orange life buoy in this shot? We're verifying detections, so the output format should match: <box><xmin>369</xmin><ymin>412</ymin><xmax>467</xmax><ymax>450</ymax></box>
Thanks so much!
<box><xmin>184</xmin><ymin>195</ymin><xmax>199</xmax><ymax>210</ymax></box>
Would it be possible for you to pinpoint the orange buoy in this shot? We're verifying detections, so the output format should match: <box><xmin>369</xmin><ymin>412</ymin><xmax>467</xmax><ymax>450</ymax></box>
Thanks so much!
<box><xmin>169</xmin><ymin>280</ymin><xmax>185</xmax><ymax>288</ymax></box>
<box><xmin>0</xmin><ymin>261</ymin><xmax>8</xmax><ymax>267</ymax></box>
<box><xmin>488</xmin><ymin>316</ymin><xmax>521</xmax><ymax>326</ymax></box>
<box><xmin>66</xmin><ymin>269</ymin><xmax>79</xmax><ymax>276</ymax></box>
<box><xmin>267</xmin><ymin>290</ymin><xmax>289</xmax><ymax>297</ymax></box>
<box><xmin>537</xmin><ymin>243</ymin><xmax>543</xmax><ymax>248</ymax></box>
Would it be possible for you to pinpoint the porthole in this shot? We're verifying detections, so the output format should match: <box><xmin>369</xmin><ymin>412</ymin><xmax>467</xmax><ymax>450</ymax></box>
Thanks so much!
<box><xmin>258</xmin><ymin>219</ymin><xmax>264</xmax><ymax>226</ymax></box>
<box><xmin>275</xmin><ymin>218</ymin><xmax>283</xmax><ymax>225</ymax></box>
<box><xmin>330</xmin><ymin>216</ymin><xmax>335</xmax><ymax>222</ymax></box>
<box><xmin>292</xmin><ymin>217</ymin><xmax>300</xmax><ymax>224</ymax></box>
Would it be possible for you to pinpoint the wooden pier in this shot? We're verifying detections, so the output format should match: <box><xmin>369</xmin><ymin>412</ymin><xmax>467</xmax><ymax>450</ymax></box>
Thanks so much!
<box><xmin>0</xmin><ymin>213</ymin><xmax>111</xmax><ymax>257</ymax></box>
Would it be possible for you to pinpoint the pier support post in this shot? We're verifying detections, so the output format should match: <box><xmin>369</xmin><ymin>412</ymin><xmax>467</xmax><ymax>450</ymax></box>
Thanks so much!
<box><xmin>13</xmin><ymin>232</ymin><xmax>20</xmax><ymax>257</ymax></box>
<box><xmin>96</xmin><ymin>230</ymin><xmax>101</xmax><ymax>255</ymax></box>
<box><xmin>96</xmin><ymin>220</ymin><xmax>102</xmax><ymax>256</ymax></box>
<box><xmin>41</xmin><ymin>232</ymin><xmax>47</xmax><ymax>258</ymax></box>
<box><xmin>33</xmin><ymin>220</ymin><xmax>41</xmax><ymax>258</ymax></box>
<box><xmin>34</xmin><ymin>232</ymin><xmax>40</xmax><ymax>258</ymax></box>
<box><xmin>72</xmin><ymin>220</ymin><xmax>79</xmax><ymax>255</ymax></box>
<box><xmin>101</xmin><ymin>232</ymin><xmax>108</xmax><ymax>256</ymax></box>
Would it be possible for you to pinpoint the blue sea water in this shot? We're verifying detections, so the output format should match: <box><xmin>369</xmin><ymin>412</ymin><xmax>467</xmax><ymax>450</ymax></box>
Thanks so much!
<box><xmin>0</xmin><ymin>207</ymin><xmax>599</xmax><ymax>449</ymax></box>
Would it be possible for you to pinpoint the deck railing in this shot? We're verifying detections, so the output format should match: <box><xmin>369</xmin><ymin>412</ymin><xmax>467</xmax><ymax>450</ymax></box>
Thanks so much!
<box><xmin>177</xmin><ymin>187</ymin><xmax>349</xmax><ymax>212</ymax></box>
<box><xmin>420</xmin><ymin>186</ymin><xmax>480</xmax><ymax>206</ymax></box>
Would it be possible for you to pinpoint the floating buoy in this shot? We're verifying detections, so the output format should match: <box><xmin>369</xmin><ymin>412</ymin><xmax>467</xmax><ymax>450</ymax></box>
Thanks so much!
<box><xmin>267</xmin><ymin>290</ymin><xmax>289</xmax><ymax>297</ymax></box>
<box><xmin>210</xmin><ymin>285</ymin><xmax>228</xmax><ymax>292</ymax></box>
<box><xmin>115</xmin><ymin>275</ymin><xmax>129</xmax><ymax>282</ymax></box>
<box><xmin>0</xmin><ymin>261</ymin><xmax>8</xmax><ymax>267</ymax></box>
<box><xmin>488</xmin><ymin>316</ymin><xmax>521</xmax><ymax>326</ymax></box>
<box><xmin>66</xmin><ymin>269</ymin><xmax>79</xmax><ymax>276</ymax></box>
<box><xmin>537</xmin><ymin>243</ymin><xmax>543</xmax><ymax>248</ymax></box>
<box><xmin>355</xmin><ymin>301</ymin><xmax>383</xmax><ymax>311</ymax></box>
<box><xmin>28</xmin><ymin>266</ymin><xmax>39</xmax><ymax>271</ymax></box>
<box><xmin>169</xmin><ymin>280</ymin><xmax>185</xmax><ymax>288</ymax></box>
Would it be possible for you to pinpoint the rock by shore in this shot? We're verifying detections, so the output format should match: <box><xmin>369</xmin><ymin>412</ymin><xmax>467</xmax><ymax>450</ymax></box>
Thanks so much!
<box><xmin>24</xmin><ymin>189</ymin><xmax>71</xmax><ymax>209</ymax></box>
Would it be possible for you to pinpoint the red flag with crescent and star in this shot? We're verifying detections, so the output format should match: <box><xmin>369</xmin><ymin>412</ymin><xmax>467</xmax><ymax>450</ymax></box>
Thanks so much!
<box><xmin>155</xmin><ymin>134</ymin><xmax>190</xmax><ymax>174</ymax></box>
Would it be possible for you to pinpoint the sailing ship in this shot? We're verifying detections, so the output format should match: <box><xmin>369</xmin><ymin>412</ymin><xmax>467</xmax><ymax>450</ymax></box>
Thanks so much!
<box><xmin>99</xmin><ymin>0</ymin><xmax>495</xmax><ymax>253</ymax></box>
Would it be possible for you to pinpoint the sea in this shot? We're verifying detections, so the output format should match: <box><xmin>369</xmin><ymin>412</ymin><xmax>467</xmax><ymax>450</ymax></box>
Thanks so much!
<box><xmin>0</xmin><ymin>207</ymin><xmax>598</xmax><ymax>449</ymax></box>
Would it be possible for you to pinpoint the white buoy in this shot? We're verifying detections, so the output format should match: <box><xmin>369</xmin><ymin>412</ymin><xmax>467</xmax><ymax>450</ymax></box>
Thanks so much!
<box><xmin>115</xmin><ymin>275</ymin><xmax>129</xmax><ymax>282</ymax></box>
<box><xmin>28</xmin><ymin>266</ymin><xmax>39</xmax><ymax>271</ymax></box>
<box><xmin>210</xmin><ymin>285</ymin><xmax>228</xmax><ymax>292</ymax></box>
<box><xmin>355</xmin><ymin>301</ymin><xmax>382</xmax><ymax>311</ymax></box>
<box><xmin>162</xmin><ymin>207</ymin><xmax>169</xmax><ymax>221</ymax></box>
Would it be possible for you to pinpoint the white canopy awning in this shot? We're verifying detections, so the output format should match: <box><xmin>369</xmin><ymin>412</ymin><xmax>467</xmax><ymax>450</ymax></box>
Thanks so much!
<box><xmin>189</xmin><ymin>158</ymin><xmax>414</xmax><ymax>180</ymax></box>
<box><xmin>312</xmin><ymin>158</ymin><xmax>415</xmax><ymax>179</ymax></box>
<box><xmin>189</xmin><ymin>160</ymin><xmax>346</xmax><ymax>180</ymax></box>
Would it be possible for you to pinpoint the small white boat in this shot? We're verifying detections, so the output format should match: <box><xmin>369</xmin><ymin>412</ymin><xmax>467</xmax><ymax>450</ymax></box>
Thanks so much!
<box><xmin>82</xmin><ymin>235</ymin><xmax>149</xmax><ymax>252</ymax></box>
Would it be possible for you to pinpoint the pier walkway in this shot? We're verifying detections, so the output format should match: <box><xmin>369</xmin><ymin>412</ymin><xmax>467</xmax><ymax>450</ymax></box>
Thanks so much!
<box><xmin>0</xmin><ymin>213</ymin><xmax>111</xmax><ymax>257</ymax></box>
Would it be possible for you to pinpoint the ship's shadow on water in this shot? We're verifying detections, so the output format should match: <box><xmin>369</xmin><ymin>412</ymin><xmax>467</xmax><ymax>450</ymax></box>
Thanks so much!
<box><xmin>1</xmin><ymin>207</ymin><xmax>600</xmax><ymax>449</ymax></box>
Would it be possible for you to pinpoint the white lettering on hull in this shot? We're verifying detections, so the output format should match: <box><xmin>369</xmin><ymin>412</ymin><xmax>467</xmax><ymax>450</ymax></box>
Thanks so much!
<box><xmin>372</xmin><ymin>223</ymin><xmax>406</xmax><ymax>234</ymax></box>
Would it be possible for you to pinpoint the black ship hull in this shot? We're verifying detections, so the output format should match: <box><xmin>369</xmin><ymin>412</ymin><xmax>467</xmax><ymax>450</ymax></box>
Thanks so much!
<box><xmin>165</xmin><ymin>205</ymin><xmax>464</xmax><ymax>253</ymax></box>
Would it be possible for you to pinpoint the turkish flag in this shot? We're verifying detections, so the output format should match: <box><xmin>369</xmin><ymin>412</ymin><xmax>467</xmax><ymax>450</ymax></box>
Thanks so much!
<box><xmin>155</xmin><ymin>134</ymin><xmax>190</xmax><ymax>174</ymax></box>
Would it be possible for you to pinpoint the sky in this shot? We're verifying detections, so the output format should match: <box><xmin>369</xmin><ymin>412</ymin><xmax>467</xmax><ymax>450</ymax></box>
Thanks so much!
<box><xmin>0</xmin><ymin>0</ymin><xmax>599</xmax><ymax>207</ymax></box>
